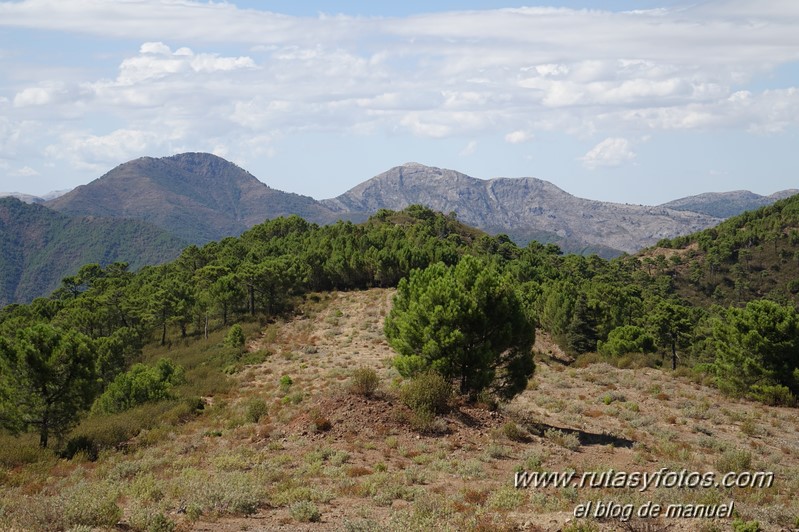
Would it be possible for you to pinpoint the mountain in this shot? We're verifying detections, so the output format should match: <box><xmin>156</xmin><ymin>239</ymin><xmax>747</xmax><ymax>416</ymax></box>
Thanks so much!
<box><xmin>660</xmin><ymin>189</ymin><xmax>799</xmax><ymax>218</ymax></box>
<box><xmin>0</xmin><ymin>190</ymin><xmax>71</xmax><ymax>204</ymax></box>
<box><xmin>0</xmin><ymin>197</ymin><xmax>186</xmax><ymax>305</ymax></box>
<box><xmin>46</xmin><ymin>153</ymin><xmax>341</xmax><ymax>244</ymax></box>
<box><xmin>323</xmin><ymin>163</ymin><xmax>723</xmax><ymax>256</ymax></box>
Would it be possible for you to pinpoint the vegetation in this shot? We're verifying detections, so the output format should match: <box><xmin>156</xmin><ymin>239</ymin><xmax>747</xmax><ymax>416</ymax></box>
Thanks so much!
<box><xmin>385</xmin><ymin>255</ymin><xmax>534</xmax><ymax>399</ymax></box>
<box><xmin>0</xmin><ymin>197</ymin><xmax>186</xmax><ymax>306</ymax></box>
<box><xmin>349</xmin><ymin>367</ymin><xmax>380</xmax><ymax>397</ymax></box>
<box><xmin>0</xmin><ymin>324</ymin><xmax>97</xmax><ymax>447</ymax></box>
<box><xmin>1</xmin><ymin>196</ymin><xmax>799</xmax><ymax>529</ymax></box>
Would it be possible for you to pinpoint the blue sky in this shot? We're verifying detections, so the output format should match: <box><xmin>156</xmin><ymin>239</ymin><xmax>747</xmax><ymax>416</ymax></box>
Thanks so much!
<box><xmin>1</xmin><ymin>0</ymin><xmax>798</xmax><ymax>204</ymax></box>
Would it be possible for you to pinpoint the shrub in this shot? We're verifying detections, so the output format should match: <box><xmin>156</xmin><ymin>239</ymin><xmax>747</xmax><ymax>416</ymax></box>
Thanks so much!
<box><xmin>224</xmin><ymin>324</ymin><xmax>246</xmax><ymax>350</ymax></box>
<box><xmin>544</xmin><ymin>428</ymin><xmax>580</xmax><ymax>451</ymax></box>
<box><xmin>245</xmin><ymin>398</ymin><xmax>268</xmax><ymax>423</ymax></box>
<box><xmin>748</xmin><ymin>384</ymin><xmax>797</xmax><ymax>406</ymax></box>
<box><xmin>399</xmin><ymin>372</ymin><xmax>452</xmax><ymax>415</ymax></box>
<box><xmin>598</xmin><ymin>325</ymin><xmax>656</xmax><ymax>357</ymax></box>
<box><xmin>62</xmin><ymin>481</ymin><xmax>122</xmax><ymax>528</ymax></box>
<box><xmin>349</xmin><ymin>367</ymin><xmax>380</xmax><ymax>397</ymax></box>
<box><xmin>732</xmin><ymin>519</ymin><xmax>762</xmax><ymax>532</ymax></box>
<box><xmin>92</xmin><ymin>359</ymin><xmax>185</xmax><ymax>415</ymax></box>
<box><xmin>290</xmin><ymin>501</ymin><xmax>321</xmax><ymax>523</ymax></box>
<box><xmin>60</xmin><ymin>435</ymin><xmax>99</xmax><ymax>461</ymax></box>
<box><xmin>500</xmin><ymin>422</ymin><xmax>527</xmax><ymax>442</ymax></box>
<box><xmin>308</xmin><ymin>408</ymin><xmax>332</xmax><ymax>433</ymax></box>
<box><xmin>715</xmin><ymin>448</ymin><xmax>751</xmax><ymax>472</ymax></box>
<box><xmin>279</xmin><ymin>375</ymin><xmax>293</xmax><ymax>393</ymax></box>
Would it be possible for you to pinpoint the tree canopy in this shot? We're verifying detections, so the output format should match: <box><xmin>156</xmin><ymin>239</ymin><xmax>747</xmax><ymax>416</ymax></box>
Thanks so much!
<box><xmin>384</xmin><ymin>255</ymin><xmax>535</xmax><ymax>399</ymax></box>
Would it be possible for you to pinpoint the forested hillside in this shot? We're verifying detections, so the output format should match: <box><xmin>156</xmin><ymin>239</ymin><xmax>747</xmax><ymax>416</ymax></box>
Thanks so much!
<box><xmin>2</xmin><ymin>203</ymin><xmax>798</xmax><ymax>530</ymax></box>
<box><xmin>2</xmin><ymin>202</ymin><xmax>797</xmax><ymax>449</ymax></box>
<box><xmin>654</xmin><ymin>193</ymin><xmax>799</xmax><ymax>308</ymax></box>
<box><xmin>0</xmin><ymin>197</ymin><xmax>187</xmax><ymax>306</ymax></box>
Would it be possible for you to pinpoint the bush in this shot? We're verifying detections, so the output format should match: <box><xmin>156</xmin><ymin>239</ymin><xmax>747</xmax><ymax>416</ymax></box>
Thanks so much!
<box><xmin>715</xmin><ymin>448</ymin><xmax>751</xmax><ymax>472</ymax></box>
<box><xmin>399</xmin><ymin>372</ymin><xmax>452</xmax><ymax>415</ymax></box>
<box><xmin>349</xmin><ymin>367</ymin><xmax>380</xmax><ymax>397</ymax></box>
<box><xmin>290</xmin><ymin>501</ymin><xmax>321</xmax><ymax>523</ymax></box>
<box><xmin>500</xmin><ymin>422</ymin><xmax>527</xmax><ymax>442</ymax></box>
<box><xmin>748</xmin><ymin>384</ymin><xmax>797</xmax><ymax>406</ymax></box>
<box><xmin>732</xmin><ymin>519</ymin><xmax>761</xmax><ymax>532</ymax></box>
<box><xmin>224</xmin><ymin>324</ymin><xmax>246</xmax><ymax>351</ymax></box>
<box><xmin>245</xmin><ymin>397</ymin><xmax>268</xmax><ymax>423</ymax></box>
<box><xmin>60</xmin><ymin>435</ymin><xmax>99</xmax><ymax>461</ymax></box>
<box><xmin>309</xmin><ymin>408</ymin><xmax>332</xmax><ymax>433</ymax></box>
<box><xmin>92</xmin><ymin>359</ymin><xmax>185</xmax><ymax>415</ymax></box>
<box><xmin>62</xmin><ymin>481</ymin><xmax>122</xmax><ymax>528</ymax></box>
<box><xmin>544</xmin><ymin>428</ymin><xmax>580</xmax><ymax>451</ymax></box>
<box><xmin>598</xmin><ymin>325</ymin><xmax>656</xmax><ymax>357</ymax></box>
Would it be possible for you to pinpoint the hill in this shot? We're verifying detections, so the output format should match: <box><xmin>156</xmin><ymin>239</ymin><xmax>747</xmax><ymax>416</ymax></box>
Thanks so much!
<box><xmin>660</xmin><ymin>189</ymin><xmax>799</xmax><ymax>218</ymax></box>
<box><xmin>46</xmin><ymin>153</ymin><xmax>341</xmax><ymax>244</ymax></box>
<box><xmin>0</xmin><ymin>197</ymin><xmax>186</xmax><ymax>305</ymax></box>
<box><xmin>323</xmin><ymin>163</ymin><xmax>724</xmax><ymax>256</ymax></box>
<box><xmin>646</xmin><ymin>193</ymin><xmax>799</xmax><ymax>308</ymax></box>
<box><xmin>1</xmin><ymin>288</ymin><xmax>796</xmax><ymax>531</ymax></box>
<box><xmin>1</xmin><ymin>204</ymin><xmax>798</xmax><ymax>530</ymax></box>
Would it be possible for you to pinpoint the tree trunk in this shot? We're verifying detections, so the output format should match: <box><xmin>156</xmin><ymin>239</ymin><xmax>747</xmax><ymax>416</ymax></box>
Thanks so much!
<box><xmin>671</xmin><ymin>340</ymin><xmax>677</xmax><ymax>371</ymax></box>
<box><xmin>39</xmin><ymin>412</ymin><xmax>49</xmax><ymax>448</ymax></box>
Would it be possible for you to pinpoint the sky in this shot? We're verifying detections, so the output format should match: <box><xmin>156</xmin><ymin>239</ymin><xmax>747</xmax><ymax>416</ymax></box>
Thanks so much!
<box><xmin>1</xmin><ymin>0</ymin><xmax>798</xmax><ymax>205</ymax></box>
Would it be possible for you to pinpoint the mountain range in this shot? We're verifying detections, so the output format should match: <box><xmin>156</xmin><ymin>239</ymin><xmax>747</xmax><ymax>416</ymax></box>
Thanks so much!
<box><xmin>2</xmin><ymin>152</ymin><xmax>795</xmax><ymax>304</ymax></box>
<box><xmin>324</xmin><ymin>162</ymin><xmax>724</xmax><ymax>256</ymax></box>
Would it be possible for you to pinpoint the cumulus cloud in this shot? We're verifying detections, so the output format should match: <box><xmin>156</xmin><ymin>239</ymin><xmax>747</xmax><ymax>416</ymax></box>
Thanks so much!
<box><xmin>115</xmin><ymin>42</ymin><xmax>255</xmax><ymax>84</ymax></box>
<box><xmin>580</xmin><ymin>137</ymin><xmax>637</xmax><ymax>170</ymax></box>
<box><xmin>1</xmin><ymin>0</ymin><xmax>798</xmax><ymax>180</ymax></box>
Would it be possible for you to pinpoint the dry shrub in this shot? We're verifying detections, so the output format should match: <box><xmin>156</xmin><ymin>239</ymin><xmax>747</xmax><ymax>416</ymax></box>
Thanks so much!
<box><xmin>349</xmin><ymin>367</ymin><xmax>380</xmax><ymax>397</ymax></box>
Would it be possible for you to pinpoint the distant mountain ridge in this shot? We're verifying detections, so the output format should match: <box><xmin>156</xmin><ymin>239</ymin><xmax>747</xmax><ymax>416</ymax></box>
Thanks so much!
<box><xmin>46</xmin><ymin>153</ymin><xmax>341</xmax><ymax>243</ymax></box>
<box><xmin>323</xmin><ymin>163</ymin><xmax>725</xmax><ymax>255</ymax></box>
<box><xmin>5</xmin><ymin>153</ymin><xmax>796</xmax><ymax>304</ymax></box>
<box><xmin>660</xmin><ymin>189</ymin><xmax>799</xmax><ymax>218</ymax></box>
<box><xmin>0</xmin><ymin>190</ymin><xmax>70</xmax><ymax>204</ymax></box>
<box><xmin>0</xmin><ymin>197</ymin><xmax>186</xmax><ymax>305</ymax></box>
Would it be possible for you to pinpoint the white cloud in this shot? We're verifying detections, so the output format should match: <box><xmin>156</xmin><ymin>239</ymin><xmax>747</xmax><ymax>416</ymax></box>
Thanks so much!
<box><xmin>581</xmin><ymin>137</ymin><xmax>637</xmax><ymax>170</ymax></box>
<box><xmin>1</xmin><ymin>1</ymin><xmax>799</xmax><ymax>180</ymax></box>
<box><xmin>505</xmin><ymin>130</ymin><xmax>532</xmax><ymax>144</ymax></box>
<box><xmin>12</xmin><ymin>165</ymin><xmax>39</xmax><ymax>177</ymax></box>
<box><xmin>460</xmin><ymin>140</ymin><xmax>478</xmax><ymax>156</ymax></box>
<box><xmin>45</xmin><ymin>129</ymin><xmax>167</xmax><ymax>170</ymax></box>
<box><xmin>112</xmin><ymin>42</ymin><xmax>255</xmax><ymax>85</ymax></box>
<box><xmin>13</xmin><ymin>82</ymin><xmax>70</xmax><ymax>107</ymax></box>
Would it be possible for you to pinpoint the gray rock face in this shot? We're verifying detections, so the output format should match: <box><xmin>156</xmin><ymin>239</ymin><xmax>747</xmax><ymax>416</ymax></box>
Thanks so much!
<box><xmin>324</xmin><ymin>163</ymin><xmax>724</xmax><ymax>256</ymax></box>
